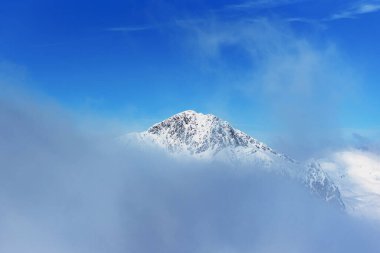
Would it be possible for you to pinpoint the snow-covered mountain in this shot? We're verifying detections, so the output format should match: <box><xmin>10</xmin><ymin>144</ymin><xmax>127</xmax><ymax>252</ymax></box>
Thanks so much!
<box><xmin>126</xmin><ymin>110</ymin><xmax>344</xmax><ymax>208</ymax></box>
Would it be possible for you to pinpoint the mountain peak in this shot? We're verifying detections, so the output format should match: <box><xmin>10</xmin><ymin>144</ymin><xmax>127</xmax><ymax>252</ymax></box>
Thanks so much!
<box><xmin>176</xmin><ymin>109</ymin><xmax>202</xmax><ymax>115</ymax></box>
<box><xmin>146</xmin><ymin>110</ymin><xmax>272</xmax><ymax>157</ymax></box>
<box><xmin>126</xmin><ymin>110</ymin><xmax>344</xmax><ymax>208</ymax></box>
<box><xmin>152</xmin><ymin>110</ymin><xmax>218</xmax><ymax>130</ymax></box>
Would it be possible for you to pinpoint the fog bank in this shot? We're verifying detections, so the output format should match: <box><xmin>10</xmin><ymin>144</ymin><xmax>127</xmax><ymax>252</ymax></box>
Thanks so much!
<box><xmin>1</xmin><ymin>94</ymin><xmax>380</xmax><ymax>253</ymax></box>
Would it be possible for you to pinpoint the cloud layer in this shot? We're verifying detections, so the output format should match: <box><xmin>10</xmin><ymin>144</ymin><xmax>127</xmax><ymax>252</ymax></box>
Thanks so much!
<box><xmin>1</xmin><ymin>89</ymin><xmax>380</xmax><ymax>253</ymax></box>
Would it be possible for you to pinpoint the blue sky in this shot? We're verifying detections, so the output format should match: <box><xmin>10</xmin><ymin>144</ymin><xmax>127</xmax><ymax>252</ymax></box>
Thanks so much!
<box><xmin>1</xmin><ymin>0</ymin><xmax>380</xmax><ymax>143</ymax></box>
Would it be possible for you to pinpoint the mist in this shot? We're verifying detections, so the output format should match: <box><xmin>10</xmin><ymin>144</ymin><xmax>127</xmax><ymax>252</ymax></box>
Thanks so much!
<box><xmin>181</xmin><ymin>18</ymin><xmax>359</xmax><ymax>160</ymax></box>
<box><xmin>1</xmin><ymin>91</ymin><xmax>380</xmax><ymax>253</ymax></box>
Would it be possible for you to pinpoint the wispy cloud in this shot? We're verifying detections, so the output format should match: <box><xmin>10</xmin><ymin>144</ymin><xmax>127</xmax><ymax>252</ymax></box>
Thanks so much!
<box><xmin>106</xmin><ymin>25</ymin><xmax>155</xmax><ymax>32</ymax></box>
<box><xmin>224</xmin><ymin>0</ymin><xmax>305</xmax><ymax>10</ymax></box>
<box><xmin>179</xmin><ymin>18</ymin><xmax>358</xmax><ymax>158</ymax></box>
<box><xmin>330</xmin><ymin>1</ymin><xmax>380</xmax><ymax>20</ymax></box>
<box><xmin>221</xmin><ymin>0</ymin><xmax>380</xmax><ymax>24</ymax></box>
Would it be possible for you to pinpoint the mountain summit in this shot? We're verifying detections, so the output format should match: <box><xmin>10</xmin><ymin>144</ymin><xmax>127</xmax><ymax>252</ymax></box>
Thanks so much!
<box><xmin>128</xmin><ymin>110</ymin><xmax>344</xmax><ymax>208</ymax></box>
<box><xmin>144</xmin><ymin>110</ymin><xmax>280</xmax><ymax>160</ymax></box>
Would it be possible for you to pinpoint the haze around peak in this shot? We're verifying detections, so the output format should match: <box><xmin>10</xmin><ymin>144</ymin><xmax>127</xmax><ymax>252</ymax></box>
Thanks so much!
<box><xmin>1</xmin><ymin>91</ymin><xmax>380</xmax><ymax>253</ymax></box>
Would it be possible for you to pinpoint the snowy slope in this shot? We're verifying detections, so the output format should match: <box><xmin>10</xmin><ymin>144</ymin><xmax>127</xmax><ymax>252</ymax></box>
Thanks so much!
<box><xmin>319</xmin><ymin>149</ymin><xmax>380</xmax><ymax>220</ymax></box>
<box><xmin>126</xmin><ymin>110</ymin><xmax>344</xmax><ymax>208</ymax></box>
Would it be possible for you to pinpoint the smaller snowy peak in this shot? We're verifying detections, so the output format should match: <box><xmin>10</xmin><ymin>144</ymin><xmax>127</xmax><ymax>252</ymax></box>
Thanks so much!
<box><xmin>306</xmin><ymin>161</ymin><xmax>345</xmax><ymax>208</ymax></box>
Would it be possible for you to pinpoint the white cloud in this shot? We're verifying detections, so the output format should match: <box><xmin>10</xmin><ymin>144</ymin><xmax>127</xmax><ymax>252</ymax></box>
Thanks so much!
<box><xmin>106</xmin><ymin>25</ymin><xmax>154</xmax><ymax>32</ymax></box>
<box><xmin>180</xmin><ymin>18</ymin><xmax>357</xmax><ymax>159</ymax></box>
<box><xmin>222</xmin><ymin>0</ymin><xmax>380</xmax><ymax>23</ymax></box>
<box><xmin>1</xmin><ymin>91</ymin><xmax>380</xmax><ymax>252</ymax></box>
<box><xmin>320</xmin><ymin>149</ymin><xmax>380</xmax><ymax>220</ymax></box>
<box><xmin>224</xmin><ymin>0</ymin><xmax>305</xmax><ymax>10</ymax></box>
<box><xmin>330</xmin><ymin>1</ymin><xmax>380</xmax><ymax>20</ymax></box>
